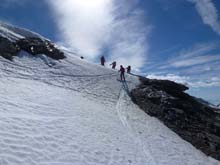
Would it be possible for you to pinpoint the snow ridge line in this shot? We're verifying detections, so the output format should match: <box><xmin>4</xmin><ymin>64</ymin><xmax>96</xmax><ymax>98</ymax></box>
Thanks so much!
<box><xmin>116</xmin><ymin>85</ymin><xmax>157</xmax><ymax>165</ymax></box>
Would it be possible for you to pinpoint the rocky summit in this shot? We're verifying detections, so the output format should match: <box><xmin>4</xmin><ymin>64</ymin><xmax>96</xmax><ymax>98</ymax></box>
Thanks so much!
<box><xmin>131</xmin><ymin>76</ymin><xmax>220</xmax><ymax>160</ymax></box>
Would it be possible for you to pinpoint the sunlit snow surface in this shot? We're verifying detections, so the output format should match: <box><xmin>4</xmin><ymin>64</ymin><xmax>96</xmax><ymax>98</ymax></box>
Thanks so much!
<box><xmin>0</xmin><ymin>54</ymin><xmax>219</xmax><ymax>165</ymax></box>
<box><xmin>0</xmin><ymin>23</ymin><xmax>219</xmax><ymax>165</ymax></box>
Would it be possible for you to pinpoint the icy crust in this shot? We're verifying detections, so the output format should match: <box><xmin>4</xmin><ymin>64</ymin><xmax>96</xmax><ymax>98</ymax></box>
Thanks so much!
<box><xmin>0</xmin><ymin>52</ymin><xmax>219</xmax><ymax>165</ymax></box>
<box><xmin>0</xmin><ymin>22</ymin><xmax>44</xmax><ymax>41</ymax></box>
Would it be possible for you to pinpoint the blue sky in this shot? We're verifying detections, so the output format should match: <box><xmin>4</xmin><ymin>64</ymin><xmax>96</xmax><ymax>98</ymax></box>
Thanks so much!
<box><xmin>0</xmin><ymin>0</ymin><xmax>220</xmax><ymax>104</ymax></box>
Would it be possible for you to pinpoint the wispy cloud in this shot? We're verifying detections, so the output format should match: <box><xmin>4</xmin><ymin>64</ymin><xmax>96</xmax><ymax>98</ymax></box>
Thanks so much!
<box><xmin>147</xmin><ymin>73</ymin><xmax>220</xmax><ymax>88</ymax></box>
<box><xmin>47</xmin><ymin>0</ymin><xmax>151</xmax><ymax>71</ymax></box>
<box><xmin>182</xmin><ymin>60</ymin><xmax>220</xmax><ymax>75</ymax></box>
<box><xmin>146</xmin><ymin>42</ymin><xmax>220</xmax><ymax>88</ymax></box>
<box><xmin>189</xmin><ymin>77</ymin><xmax>220</xmax><ymax>88</ymax></box>
<box><xmin>163</xmin><ymin>43</ymin><xmax>220</xmax><ymax>68</ymax></box>
<box><xmin>187</xmin><ymin>0</ymin><xmax>220</xmax><ymax>35</ymax></box>
<box><xmin>147</xmin><ymin>74</ymin><xmax>190</xmax><ymax>85</ymax></box>
<box><xmin>169</xmin><ymin>54</ymin><xmax>220</xmax><ymax>68</ymax></box>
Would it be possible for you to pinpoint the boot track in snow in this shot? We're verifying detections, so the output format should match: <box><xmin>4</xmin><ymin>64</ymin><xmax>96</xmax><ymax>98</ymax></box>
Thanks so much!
<box><xmin>116</xmin><ymin>83</ymin><xmax>157</xmax><ymax>164</ymax></box>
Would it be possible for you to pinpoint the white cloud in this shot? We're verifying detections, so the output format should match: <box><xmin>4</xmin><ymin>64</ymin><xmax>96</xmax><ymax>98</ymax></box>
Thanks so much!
<box><xmin>147</xmin><ymin>42</ymin><xmax>220</xmax><ymax>88</ymax></box>
<box><xmin>181</xmin><ymin>60</ymin><xmax>220</xmax><ymax>76</ymax></box>
<box><xmin>170</xmin><ymin>54</ymin><xmax>220</xmax><ymax>67</ymax></box>
<box><xmin>47</xmin><ymin>0</ymin><xmax>151</xmax><ymax>71</ymax></box>
<box><xmin>48</xmin><ymin>0</ymin><xmax>113</xmax><ymax>59</ymax></box>
<box><xmin>189</xmin><ymin>79</ymin><xmax>220</xmax><ymax>88</ymax></box>
<box><xmin>147</xmin><ymin>74</ymin><xmax>220</xmax><ymax>88</ymax></box>
<box><xmin>147</xmin><ymin>74</ymin><xmax>190</xmax><ymax>85</ymax></box>
<box><xmin>108</xmin><ymin>8</ymin><xmax>151</xmax><ymax>71</ymax></box>
<box><xmin>188</xmin><ymin>0</ymin><xmax>220</xmax><ymax>35</ymax></box>
<box><xmin>163</xmin><ymin>43</ymin><xmax>220</xmax><ymax>68</ymax></box>
<box><xmin>177</xmin><ymin>43</ymin><xmax>217</xmax><ymax>58</ymax></box>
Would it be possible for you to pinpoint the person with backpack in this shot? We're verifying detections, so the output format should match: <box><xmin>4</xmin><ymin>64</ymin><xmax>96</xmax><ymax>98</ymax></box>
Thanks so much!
<box><xmin>110</xmin><ymin>61</ymin><xmax>116</xmax><ymax>69</ymax></box>
<box><xmin>119</xmin><ymin>65</ymin><xmax>125</xmax><ymax>81</ymax></box>
<box><xmin>100</xmin><ymin>56</ymin><xmax>105</xmax><ymax>66</ymax></box>
<box><xmin>126</xmin><ymin>65</ymin><xmax>131</xmax><ymax>73</ymax></box>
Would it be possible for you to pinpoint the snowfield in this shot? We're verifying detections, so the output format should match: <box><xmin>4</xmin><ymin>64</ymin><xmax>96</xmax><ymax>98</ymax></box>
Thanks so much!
<box><xmin>0</xmin><ymin>54</ymin><xmax>219</xmax><ymax>165</ymax></box>
<box><xmin>0</xmin><ymin>23</ymin><xmax>219</xmax><ymax>165</ymax></box>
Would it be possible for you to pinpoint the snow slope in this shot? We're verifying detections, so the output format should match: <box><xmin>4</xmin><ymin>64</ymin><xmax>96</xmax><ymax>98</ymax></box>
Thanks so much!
<box><xmin>0</xmin><ymin>22</ymin><xmax>44</xmax><ymax>42</ymax></box>
<box><xmin>0</xmin><ymin>24</ymin><xmax>219</xmax><ymax>165</ymax></box>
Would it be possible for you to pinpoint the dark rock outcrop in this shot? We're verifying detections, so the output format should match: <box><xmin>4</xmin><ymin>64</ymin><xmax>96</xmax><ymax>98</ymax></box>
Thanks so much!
<box><xmin>0</xmin><ymin>37</ymin><xmax>20</xmax><ymax>60</ymax></box>
<box><xmin>0</xmin><ymin>36</ymin><xmax>65</xmax><ymax>60</ymax></box>
<box><xmin>131</xmin><ymin>77</ymin><xmax>220</xmax><ymax>160</ymax></box>
<box><xmin>16</xmin><ymin>37</ymin><xmax>65</xmax><ymax>60</ymax></box>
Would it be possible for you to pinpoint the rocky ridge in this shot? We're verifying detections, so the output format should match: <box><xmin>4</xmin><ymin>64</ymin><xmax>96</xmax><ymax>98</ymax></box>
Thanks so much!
<box><xmin>131</xmin><ymin>76</ymin><xmax>220</xmax><ymax>160</ymax></box>
<box><xmin>0</xmin><ymin>36</ymin><xmax>65</xmax><ymax>60</ymax></box>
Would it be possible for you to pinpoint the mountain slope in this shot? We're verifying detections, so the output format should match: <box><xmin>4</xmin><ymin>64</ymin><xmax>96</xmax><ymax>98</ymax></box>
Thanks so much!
<box><xmin>0</xmin><ymin>23</ymin><xmax>219</xmax><ymax>165</ymax></box>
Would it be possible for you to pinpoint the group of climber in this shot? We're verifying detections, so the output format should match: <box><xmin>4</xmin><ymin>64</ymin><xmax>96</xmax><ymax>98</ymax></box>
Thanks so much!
<box><xmin>100</xmin><ymin>55</ymin><xmax>131</xmax><ymax>81</ymax></box>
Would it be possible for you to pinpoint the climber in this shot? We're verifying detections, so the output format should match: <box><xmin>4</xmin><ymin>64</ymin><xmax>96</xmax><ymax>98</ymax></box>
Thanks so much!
<box><xmin>119</xmin><ymin>65</ymin><xmax>125</xmax><ymax>81</ymax></box>
<box><xmin>110</xmin><ymin>61</ymin><xmax>116</xmax><ymax>69</ymax></box>
<box><xmin>100</xmin><ymin>56</ymin><xmax>105</xmax><ymax>66</ymax></box>
<box><xmin>126</xmin><ymin>65</ymin><xmax>131</xmax><ymax>73</ymax></box>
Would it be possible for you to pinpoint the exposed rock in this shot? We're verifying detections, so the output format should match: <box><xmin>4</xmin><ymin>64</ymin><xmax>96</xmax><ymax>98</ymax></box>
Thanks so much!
<box><xmin>0</xmin><ymin>36</ymin><xmax>65</xmax><ymax>60</ymax></box>
<box><xmin>131</xmin><ymin>76</ymin><xmax>220</xmax><ymax>160</ymax></box>
<box><xmin>0</xmin><ymin>37</ymin><xmax>20</xmax><ymax>60</ymax></box>
<box><xmin>16</xmin><ymin>37</ymin><xmax>65</xmax><ymax>60</ymax></box>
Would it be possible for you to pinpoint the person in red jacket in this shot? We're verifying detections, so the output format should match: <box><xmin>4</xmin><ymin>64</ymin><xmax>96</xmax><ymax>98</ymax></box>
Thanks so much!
<box><xmin>100</xmin><ymin>56</ymin><xmax>105</xmax><ymax>66</ymax></box>
<box><xmin>119</xmin><ymin>65</ymin><xmax>125</xmax><ymax>81</ymax></box>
